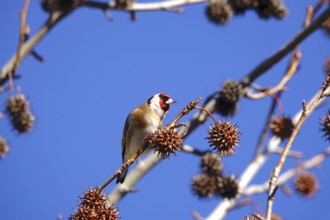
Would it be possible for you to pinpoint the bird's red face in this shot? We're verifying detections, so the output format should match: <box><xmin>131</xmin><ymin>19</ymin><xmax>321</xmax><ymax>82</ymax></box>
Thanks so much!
<box><xmin>158</xmin><ymin>93</ymin><xmax>176</xmax><ymax>112</ymax></box>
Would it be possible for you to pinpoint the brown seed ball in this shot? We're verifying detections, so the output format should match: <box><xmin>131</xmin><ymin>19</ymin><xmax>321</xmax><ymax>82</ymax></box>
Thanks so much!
<box><xmin>206</xmin><ymin>0</ymin><xmax>233</xmax><ymax>25</ymax></box>
<box><xmin>320</xmin><ymin>109</ymin><xmax>330</xmax><ymax>142</ymax></box>
<box><xmin>229</xmin><ymin>0</ymin><xmax>253</xmax><ymax>14</ymax></box>
<box><xmin>207</xmin><ymin>121</ymin><xmax>240</xmax><ymax>156</ymax></box>
<box><xmin>192</xmin><ymin>173</ymin><xmax>220</xmax><ymax>199</ymax></box>
<box><xmin>254</xmin><ymin>0</ymin><xmax>287</xmax><ymax>19</ymax></box>
<box><xmin>6</xmin><ymin>94</ymin><xmax>29</xmax><ymax>118</ymax></box>
<box><xmin>0</xmin><ymin>137</ymin><xmax>9</xmax><ymax>158</ymax></box>
<box><xmin>70</xmin><ymin>188</ymin><xmax>120</xmax><ymax>220</ymax></box>
<box><xmin>200</xmin><ymin>152</ymin><xmax>223</xmax><ymax>176</ymax></box>
<box><xmin>271</xmin><ymin>213</ymin><xmax>283</xmax><ymax>220</ymax></box>
<box><xmin>11</xmin><ymin>111</ymin><xmax>35</xmax><ymax>134</ymax></box>
<box><xmin>294</xmin><ymin>172</ymin><xmax>318</xmax><ymax>197</ymax></box>
<box><xmin>269</xmin><ymin>115</ymin><xmax>294</xmax><ymax>140</ymax></box>
<box><xmin>216</xmin><ymin>80</ymin><xmax>243</xmax><ymax>117</ymax></box>
<box><xmin>148</xmin><ymin>127</ymin><xmax>183</xmax><ymax>159</ymax></box>
<box><xmin>217</xmin><ymin>175</ymin><xmax>239</xmax><ymax>199</ymax></box>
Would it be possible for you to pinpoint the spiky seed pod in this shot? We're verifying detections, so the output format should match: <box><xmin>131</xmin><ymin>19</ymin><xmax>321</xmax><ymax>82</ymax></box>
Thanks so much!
<box><xmin>294</xmin><ymin>172</ymin><xmax>318</xmax><ymax>197</ymax></box>
<box><xmin>206</xmin><ymin>0</ymin><xmax>233</xmax><ymax>25</ymax></box>
<box><xmin>6</xmin><ymin>94</ymin><xmax>29</xmax><ymax>117</ymax></box>
<box><xmin>322</xmin><ymin>17</ymin><xmax>330</xmax><ymax>36</ymax></box>
<box><xmin>115</xmin><ymin>0</ymin><xmax>135</xmax><ymax>9</ymax></box>
<box><xmin>148</xmin><ymin>127</ymin><xmax>183</xmax><ymax>159</ymax></box>
<box><xmin>229</xmin><ymin>0</ymin><xmax>253</xmax><ymax>14</ymax></box>
<box><xmin>269</xmin><ymin>115</ymin><xmax>294</xmax><ymax>140</ymax></box>
<box><xmin>220</xmin><ymin>80</ymin><xmax>243</xmax><ymax>103</ymax></box>
<box><xmin>200</xmin><ymin>152</ymin><xmax>223</xmax><ymax>176</ymax></box>
<box><xmin>324</xmin><ymin>57</ymin><xmax>330</xmax><ymax>73</ymax></box>
<box><xmin>271</xmin><ymin>214</ymin><xmax>283</xmax><ymax>220</ymax></box>
<box><xmin>0</xmin><ymin>137</ymin><xmax>9</xmax><ymax>158</ymax></box>
<box><xmin>70</xmin><ymin>188</ymin><xmax>120</xmax><ymax>220</ymax></box>
<box><xmin>207</xmin><ymin>121</ymin><xmax>240</xmax><ymax>156</ymax></box>
<box><xmin>272</xmin><ymin>5</ymin><xmax>287</xmax><ymax>19</ymax></box>
<box><xmin>217</xmin><ymin>175</ymin><xmax>239</xmax><ymax>199</ymax></box>
<box><xmin>41</xmin><ymin>0</ymin><xmax>81</xmax><ymax>13</ymax></box>
<box><xmin>191</xmin><ymin>173</ymin><xmax>220</xmax><ymax>199</ymax></box>
<box><xmin>11</xmin><ymin>111</ymin><xmax>35</xmax><ymax>133</ymax></box>
<box><xmin>216</xmin><ymin>80</ymin><xmax>243</xmax><ymax>117</ymax></box>
<box><xmin>320</xmin><ymin>109</ymin><xmax>330</xmax><ymax>142</ymax></box>
<box><xmin>255</xmin><ymin>0</ymin><xmax>287</xmax><ymax>19</ymax></box>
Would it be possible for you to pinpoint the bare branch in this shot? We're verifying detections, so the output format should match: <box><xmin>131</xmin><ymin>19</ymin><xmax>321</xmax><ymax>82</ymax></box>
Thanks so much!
<box><xmin>265</xmin><ymin>75</ymin><xmax>330</xmax><ymax>220</ymax></box>
<box><xmin>82</xmin><ymin>0</ymin><xmax>205</xmax><ymax>12</ymax></box>
<box><xmin>240</xmin><ymin>6</ymin><xmax>330</xmax><ymax>87</ymax></box>
<box><xmin>246</xmin><ymin>50</ymin><xmax>302</xmax><ymax>99</ymax></box>
<box><xmin>9</xmin><ymin>0</ymin><xmax>30</xmax><ymax>89</ymax></box>
<box><xmin>0</xmin><ymin>10</ymin><xmax>72</xmax><ymax>86</ymax></box>
<box><xmin>243</xmin><ymin>147</ymin><xmax>330</xmax><ymax>196</ymax></box>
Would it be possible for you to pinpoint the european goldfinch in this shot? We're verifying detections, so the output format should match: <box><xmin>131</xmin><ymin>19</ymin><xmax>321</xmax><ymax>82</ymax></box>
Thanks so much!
<box><xmin>116</xmin><ymin>93</ymin><xmax>176</xmax><ymax>184</ymax></box>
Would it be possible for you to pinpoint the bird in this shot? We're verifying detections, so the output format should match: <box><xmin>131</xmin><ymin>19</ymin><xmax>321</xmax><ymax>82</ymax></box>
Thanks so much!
<box><xmin>116</xmin><ymin>93</ymin><xmax>176</xmax><ymax>184</ymax></box>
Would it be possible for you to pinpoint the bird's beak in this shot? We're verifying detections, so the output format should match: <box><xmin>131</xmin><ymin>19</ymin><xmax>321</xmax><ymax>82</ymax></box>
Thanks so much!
<box><xmin>166</xmin><ymin>99</ymin><xmax>176</xmax><ymax>104</ymax></box>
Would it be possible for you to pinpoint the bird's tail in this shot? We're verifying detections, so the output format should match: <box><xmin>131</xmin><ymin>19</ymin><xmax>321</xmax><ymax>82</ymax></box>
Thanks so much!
<box><xmin>116</xmin><ymin>168</ymin><xmax>128</xmax><ymax>184</ymax></box>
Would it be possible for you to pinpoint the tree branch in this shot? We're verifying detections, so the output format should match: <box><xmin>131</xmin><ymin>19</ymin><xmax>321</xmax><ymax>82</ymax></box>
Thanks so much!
<box><xmin>205</xmin><ymin>82</ymin><xmax>330</xmax><ymax>220</ymax></box>
<box><xmin>265</xmin><ymin>74</ymin><xmax>330</xmax><ymax>220</ymax></box>
<box><xmin>0</xmin><ymin>10</ymin><xmax>72</xmax><ymax>86</ymax></box>
<box><xmin>82</xmin><ymin>0</ymin><xmax>205</xmax><ymax>12</ymax></box>
<box><xmin>242</xmin><ymin>147</ymin><xmax>330</xmax><ymax>196</ymax></box>
<box><xmin>240</xmin><ymin>6</ymin><xmax>330</xmax><ymax>87</ymax></box>
<box><xmin>246</xmin><ymin>50</ymin><xmax>301</xmax><ymax>100</ymax></box>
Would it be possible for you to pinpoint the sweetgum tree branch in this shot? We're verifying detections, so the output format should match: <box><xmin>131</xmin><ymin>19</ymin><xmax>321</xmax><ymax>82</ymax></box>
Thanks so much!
<box><xmin>240</xmin><ymin>6</ymin><xmax>330</xmax><ymax>87</ymax></box>
<box><xmin>204</xmin><ymin>84</ymin><xmax>330</xmax><ymax>220</ymax></box>
<box><xmin>265</xmin><ymin>75</ymin><xmax>330</xmax><ymax>220</ymax></box>
<box><xmin>82</xmin><ymin>0</ymin><xmax>205</xmax><ymax>11</ymax></box>
<box><xmin>242</xmin><ymin>147</ymin><xmax>330</xmax><ymax>196</ymax></box>
<box><xmin>0</xmin><ymin>10</ymin><xmax>71</xmax><ymax>86</ymax></box>
<box><xmin>0</xmin><ymin>0</ymin><xmax>206</xmax><ymax>87</ymax></box>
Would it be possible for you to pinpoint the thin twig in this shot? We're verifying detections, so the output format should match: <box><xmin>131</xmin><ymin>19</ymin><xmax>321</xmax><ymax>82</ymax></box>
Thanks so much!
<box><xmin>240</xmin><ymin>6</ymin><xmax>330</xmax><ymax>87</ymax></box>
<box><xmin>205</xmin><ymin>83</ymin><xmax>329</xmax><ymax>220</ymax></box>
<box><xmin>0</xmin><ymin>10</ymin><xmax>72</xmax><ymax>86</ymax></box>
<box><xmin>242</xmin><ymin>147</ymin><xmax>330</xmax><ymax>196</ymax></box>
<box><xmin>270</xmin><ymin>146</ymin><xmax>303</xmax><ymax>158</ymax></box>
<box><xmin>10</xmin><ymin>0</ymin><xmax>30</xmax><ymax>89</ymax></box>
<box><xmin>246</xmin><ymin>50</ymin><xmax>302</xmax><ymax>99</ymax></box>
<box><xmin>182</xmin><ymin>144</ymin><xmax>208</xmax><ymax>156</ymax></box>
<box><xmin>265</xmin><ymin>74</ymin><xmax>330</xmax><ymax>220</ymax></box>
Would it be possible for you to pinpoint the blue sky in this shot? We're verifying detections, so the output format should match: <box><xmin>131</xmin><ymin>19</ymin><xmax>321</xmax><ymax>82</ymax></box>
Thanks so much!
<box><xmin>0</xmin><ymin>1</ymin><xmax>329</xmax><ymax>219</ymax></box>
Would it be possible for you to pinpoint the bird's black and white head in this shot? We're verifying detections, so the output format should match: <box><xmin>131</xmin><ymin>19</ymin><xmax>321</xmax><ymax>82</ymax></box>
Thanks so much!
<box><xmin>148</xmin><ymin>93</ymin><xmax>176</xmax><ymax>117</ymax></box>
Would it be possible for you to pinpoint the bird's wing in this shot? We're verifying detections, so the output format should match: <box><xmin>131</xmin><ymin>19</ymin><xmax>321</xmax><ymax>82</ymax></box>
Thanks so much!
<box><xmin>121</xmin><ymin>114</ymin><xmax>131</xmax><ymax>162</ymax></box>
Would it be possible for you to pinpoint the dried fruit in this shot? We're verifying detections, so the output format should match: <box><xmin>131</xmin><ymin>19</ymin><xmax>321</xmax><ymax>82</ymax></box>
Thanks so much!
<box><xmin>200</xmin><ymin>152</ymin><xmax>223</xmax><ymax>176</ymax></box>
<box><xmin>218</xmin><ymin>175</ymin><xmax>239</xmax><ymax>199</ymax></box>
<box><xmin>70</xmin><ymin>188</ymin><xmax>119</xmax><ymax>220</ymax></box>
<box><xmin>294</xmin><ymin>172</ymin><xmax>318</xmax><ymax>197</ymax></box>
<box><xmin>206</xmin><ymin>0</ymin><xmax>233</xmax><ymax>25</ymax></box>
<box><xmin>192</xmin><ymin>173</ymin><xmax>220</xmax><ymax>199</ymax></box>
<box><xmin>270</xmin><ymin>115</ymin><xmax>294</xmax><ymax>140</ymax></box>
<box><xmin>148</xmin><ymin>127</ymin><xmax>183</xmax><ymax>159</ymax></box>
<box><xmin>320</xmin><ymin>109</ymin><xmax>330</xmax><ymax>142</ymax></box>
<box><xmin>207</xmin><ymin>121</ymin><xmax>240</xmax><ymax>156</ymax></box>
